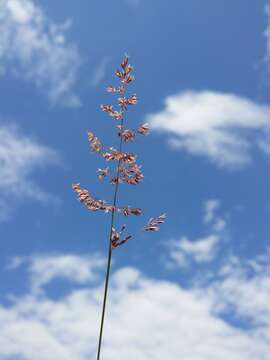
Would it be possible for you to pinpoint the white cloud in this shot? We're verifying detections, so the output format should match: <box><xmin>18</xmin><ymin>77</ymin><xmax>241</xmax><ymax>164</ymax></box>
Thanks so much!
<box><xmin>0</xmin><ymin>0</ymin><xmax>81</xmax><ymax>106</ymax></box>
<box><xmin>0</xmin><ymin>252</ymin><xmax>270</xmax><ymax>359</ymax></box>
<box><xmin>147</xmin><ymin>91</ymin><xmax>270</xmax><ymax>168</ymax></box>
<box><xmin>0</xmin><ymin>125</ymin><xmax>59</xmax><ymax>221</ymax></box>
<box><xmin>204</xmin><ymin>199</ymin><xmax>226</xmax><ymax>232</ymax></box>
<box><xmin>167</xmin><ymin>199</ymin><xmax>226</xmax><ymax>268</ymax></box>
<box><xmin>9</xmin><ymin>254</ymin><xmax>106</xmax><ymax>294</ymax></box>
<box><xmin>204</xmin><ymin>199</ymin><xmax>220</xmax><ymax>223</ymax></box>
<box><xmin>169</xmin><ymin>234</ymin><xmax>220</xmax><ymax>267</ymax></box>
<box><xmin>206</xmin><ymin>251</ymin><xmax>270</xmax><ymax>332</ymax></box>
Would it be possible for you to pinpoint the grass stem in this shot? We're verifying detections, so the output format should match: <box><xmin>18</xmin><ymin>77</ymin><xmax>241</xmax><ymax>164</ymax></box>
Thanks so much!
<box><xmin>96</xmin><ymin>119</ymin><xmax>124</xmax><ymax>360</ymax></box>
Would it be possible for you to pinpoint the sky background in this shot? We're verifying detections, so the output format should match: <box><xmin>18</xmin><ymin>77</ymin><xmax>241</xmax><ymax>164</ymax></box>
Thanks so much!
<box><xmin>1</xmin><ymin>0</ymin><xmax>270</xmax><ymax>359</ymax></box>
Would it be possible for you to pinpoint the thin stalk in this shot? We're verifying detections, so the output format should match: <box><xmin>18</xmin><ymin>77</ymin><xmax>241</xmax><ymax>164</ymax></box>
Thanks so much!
<box><xmin>96</xmin><ymin>118</ymin><xmax>124</xmax><ymax>360</ymax></box>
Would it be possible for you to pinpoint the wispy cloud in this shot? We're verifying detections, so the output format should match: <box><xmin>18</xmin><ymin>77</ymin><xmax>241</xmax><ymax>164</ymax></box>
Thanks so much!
<box><xmin>204</xmin><ymin>199</ymin><xmax>226</xmax><ymax>231</ymax></box>
<box><xmin>0</xmin><ymin>125</ymin><xmax>60</xmax><ymax>221</ymax></box>
<box><xmin>0</xmin><ymin>0</ymin><xmax>81</xmax><ymax>106</ymax></box>
<box><xmin>1</xmin><ymin>251</ymin><xmax>270</xmax><ymax>359</ymax></box>
<box><xmin>264</xmin><ymin>3</ymin><xmax>270</xmax><ymax>69</ymax></box>
<box><xmin>167</xmin><ymin>199</ymin><xmax>226</xmax><ymax>268</ymax></box>
<box><xmin>123</xmin><ymin>0</ymin><xmax>141</xmax><ymax>8</ymax></box>
<box><xmin>90</xmin><ymin>56</ymin><xmax>110</xmax><ymax>88</ymax></box>
<box><xmin>147</xmin><ymin>91</ymin><xmax>270</xmax><ymax>168</ymax></box>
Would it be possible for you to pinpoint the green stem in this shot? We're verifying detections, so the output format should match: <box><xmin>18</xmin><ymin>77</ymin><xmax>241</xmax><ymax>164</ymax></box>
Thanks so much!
<box><xmin>96</xmin><ymin>119</ymin><xmax>124</xmax><ymax>360</ymax></box>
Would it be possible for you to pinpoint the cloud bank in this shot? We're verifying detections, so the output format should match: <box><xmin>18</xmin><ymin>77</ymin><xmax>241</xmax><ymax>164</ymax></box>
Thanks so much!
<box><xmin>1</xmin><ymin>251</ymin><xmax>270</xmax><ymax>359</ymax></box>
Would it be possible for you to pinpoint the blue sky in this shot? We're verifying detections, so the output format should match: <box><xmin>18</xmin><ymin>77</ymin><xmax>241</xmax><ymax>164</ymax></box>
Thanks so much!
<box><xmin>1</xmin><ymin>0</ymin><xmax>270</xmax><ymax>359</ymax></box>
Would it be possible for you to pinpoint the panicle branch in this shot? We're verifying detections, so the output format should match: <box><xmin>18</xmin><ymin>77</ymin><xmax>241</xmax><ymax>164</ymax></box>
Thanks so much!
<box><xmin>103</xmin><ymin>148</ymin><xmax>136</xmax><ymax>164</ymax></box>
<box><xmin>144</xmin><ymin>213</ymin><xmax>167</xmax><ymax>231</ymax></box>
<box><xmin>111</xmin><ymin>225</ymin><xmax>132</xmax><ymax>249</ymax></box>
<box><xmin>110</xmin><ymin>163</ymin><xmax>143</xmax><ymax>185</ymax></box>
<box><xmin>119</xmin><ymin>129</ymin><xmax>135</xmax><ymax>142</ymax></box>
<box><xmin>100</xmin><ymin>104</ymin><xmax>123</xmax><ymax>120</ymax></box>
<box><xmin>73</xmin><ymin>54</ymin><xmax>165</xmax><ymax>247</ymax></box>
<box><xmin>88</xmin><ymin>132</ymin><xmax>102</xmax><ymax>153</ymax></box>
<box><xmin>106</xmin><ymin>85</ymin><xmax>125</xmax><ymax>94</ymax></box>
<box><xmin>72</xmin><ymin>183</ymin><xmax>109</xmax><ymax>212</ymax></box>
<box><xmin>97</xmin><ymin>167</ymin><xmax>109</xmax><ymax>181</ymax></box>
<box><xmin>137</xmin><ymin>123</ymin><xmax>150</xmax><ymax>135</ymax></box>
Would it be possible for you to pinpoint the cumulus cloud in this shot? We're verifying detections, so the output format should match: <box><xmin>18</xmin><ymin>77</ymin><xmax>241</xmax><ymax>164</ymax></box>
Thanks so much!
<box><xmin>147</xmin><ymin>91</ymin><xmax>270</xmax><ymax>168</ymax></box>
<box><xmin>1</xmin><ymin>252</ymin><xmax>270</xmax><ymax>359</ymax></box>
<box><xmin>167</xmin><ymin>199</ymin><xmax>226</xmax><ymax>268</ymax></box>
<box><xmin>0</xmin><ymin>0</ymin><xmax>81</xmax><ymax>106</ymax></box>
<box><xmin>0</xmin><ymin>125</ymin><xmax>59</xmax><ymax>221</ymax></box>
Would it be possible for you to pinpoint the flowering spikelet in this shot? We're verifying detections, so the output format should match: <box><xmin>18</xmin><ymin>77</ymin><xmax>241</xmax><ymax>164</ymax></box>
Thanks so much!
<box><xmin>72</xmin><ymin>183</ymin><xmax>107</xmax><ymax>212</ymax></box>
<box><xmin>119</xmin><ymin>129</ymin><xmax>135</xmax><ymax>142</ymax></box>
<box><xmin>115</xmin><ymin>56</ymin><xmax>135</xmax><ymax>84</ymax></box>
<box><xmin>100</xmin><ymin>104</ymin><xmax>123</xmax><ymax>120</ymax></box>
<box><xmin>100</xmin><ymin>104</ymin><xmax>113</xmax><ymax>113</ymax></box>
<box><xmin>118</xmin><ymin>94</ymin><xmax>138</xmax><ymax>109</ymax></box>
<box><xmin>107</xmin><ymin>85</ymin><xmax>125</xmax><ymax>94</ymax></box>
<box><xmin>111</xmin><ymin>225</ymin><xmax>132</xmax><ymax>248</ymax></box>
<box><xmin>118</xmin><ymin>163</ymin><xmax>144</xmax><ymax>185</ymax></box>
<box><xmin>110</xmin><ymin>111</ymin><xmax>123</xmax><ymax>120</ymax></box>
<box><xmin>97</xmin><ymin>167</ymin><xmax>109</xmax><ymax>181</ymax></box>
<box><xmin>120</xmin><ymin>206</ymin><xmax>143</xmax><ymax>216</ymax></box>
<box><xmin>144</xmin><ymin>213</ymin><xmax>167</xmax><ymax>231</ymax></box>
<box><xmin>122</xmin><ymin>152</ymin><xmax>136</xmax><ymax>164</ymax></box>
<box><xmin>103</xmin><ymin>148</ymin><xmax>136</xmax><ymax>164</ymax></box>
<box><xmin>88</xmin><ymin>132</ymin><xmax>102</xmax><ymax>153</ymax></box>
<box><xmin>127</xmin><ymin>94</ymin><xmax>138</xmax><ymax>105</ymax></box>
<box><xmin>137</xmin><ymin>123</ymin><xmax>150</xmax><ymax>135</ymax></box>
<box><xmin>121</xmin><ymin>56</ymin><xmax>129</xmax><ymax>69</ymax></box>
